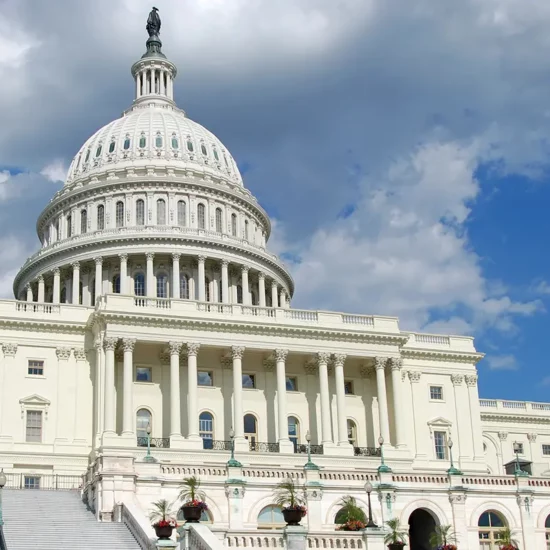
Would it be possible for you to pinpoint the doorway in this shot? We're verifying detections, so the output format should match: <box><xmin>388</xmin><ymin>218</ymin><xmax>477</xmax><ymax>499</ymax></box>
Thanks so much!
<box><xmin>408</xmin><ymin>508</ymin><xmax>437</xmax><ymax>550</ymax></box>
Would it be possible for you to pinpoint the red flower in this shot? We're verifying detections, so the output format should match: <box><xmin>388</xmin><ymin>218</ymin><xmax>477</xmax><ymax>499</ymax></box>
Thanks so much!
<box><xmin>153</xmin><ymin>519</ymin><xmax>177</xmax><ymax>528</ymax></box>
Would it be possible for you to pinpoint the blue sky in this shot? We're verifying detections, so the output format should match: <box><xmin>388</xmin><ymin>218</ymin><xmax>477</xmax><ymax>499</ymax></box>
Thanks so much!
<box><xmin>1</xmin><ymin>0</ymin><xmax>550</xmax><ymax>402</ymax></box>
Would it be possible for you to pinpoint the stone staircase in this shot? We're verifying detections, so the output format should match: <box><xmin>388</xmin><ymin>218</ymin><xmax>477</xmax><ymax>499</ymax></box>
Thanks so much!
<box><xmin>2</xmin><ymin>489</ymin><xmax>142</xmax><ymax>549</ymax></box>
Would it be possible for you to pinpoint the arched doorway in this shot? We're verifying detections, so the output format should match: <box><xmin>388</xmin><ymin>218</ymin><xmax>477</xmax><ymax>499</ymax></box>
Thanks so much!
<box><xmin>409</xmin><ymin>509</ymin><xmax>438</xmax><ymax>550</ymax></box>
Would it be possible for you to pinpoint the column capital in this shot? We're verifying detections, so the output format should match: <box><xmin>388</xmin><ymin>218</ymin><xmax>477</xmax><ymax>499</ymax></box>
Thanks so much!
<box><xmin>360</xmin><ymin>364</ymin><xmax>374</xmax><ymax>378</ymax></box>
<box><xmin>465</xmin><ymin>374</ymin><xmax>478</xmax><ymax>387</ymax></box>
<box><xmin>169</xmin><ymin>341</ymin><xmax>183</xmax><ymax>356</ymax></box>
<box><xmin>258</xmin><ymin>271</ymin><xmax>265</xmax><ymax>280</ymax></box>
<box><xmin>37</xmin><ymin>275</ymin><xmax>44</xmax><ymax>284</ymax></box>
<box><xmin>146</xmin><ymin>252</ymin><xmax>155</xmax><ymax>261</ymax></box>
<box><xmin>241</xmin><ymin>265</ymin><xmax>249</xmax><ymax>274</ymax></box>
<box><xmin>333</xmin><ymin>353</ymin><xmax>346</xmax><ymax>367</ymax></box>
<box><xmin>103</xmin><ymin>337</ymin><xmax>119</xmax><ymax>351</ymax></box>
<box><xmin>451</xmin><ymin>373</ymin><xmax>464</xmax><ymax>386</ymax></box>
<box><xmin>159</xmin><ymin>350</ymin><xmax>171</xmax><ymax>365</ymax></box>
<box><xmin>231</xmin><ymin>345</ymin><xmax>245</xmax><ymax>360</ymax></box>
<box><xmin>527</xmin><ymin>433</ymin><xmax>537</xmax><ymax>442</ymax></box>
<box><xmin>71</xmin><ymin>261</ymin><xmax>80</xmax><ymax>270</ymax></box>
<box><xmin>93</xmin><ymin>257</ymin><xmax>103</xmax><ymax>266</ymax></box>
<box><xmin>389</xmin><ymin>357</ymin><xmax>402</xmax><ymax>371</ymax></box>
<box><xmin>274</xmin><ymin>348</ymin><xmax>288</xmax><ymax>362</ymax></box>
<box><xmin>221</xmin><ymin>259</ymin><xmax>229</xmax><ymax>268</ymax></box>
<box><xmin>187</xmin><ymin>342</ymin><xmax>201</xmax><ymax>357</ymax></box>
<box><xmin>56</xmin><ymin>347</ymin><xmax>72</xmax><ymax>361</ymax></box>
<box><xmin>375</xmin><ymin>356</ymin><xmax>388</xmax><ymax>370</ymax></box>
<box><xmin>498</xmin><ymin>431</ymin><xmax>508</xmax><ymax>441</ymax></box>
<box><xmin>172</xmin><ymin>253</ymin><xmax>181</xmax><ymax>261</ymax></box>
<box><xmin>74</xmin><ymin>348</ymin><xmax>87</xmax><ymax>361</ymax></box>
<box><xmin>263</xmin><ymin>357</ymin><xmax>275</xmax><ymax>372</ymax></box>
<box><xmin>2</xmin><ymin>343</ymin><xmax>17</xmax><ymax>357</ymax></box>
<box><xmin>408</xmin><ymin>370</ymin><xmax>421</xmax><ymax>383</ymax></box>
<box><xmin>317</xmin><ymin>351</ymin><xmax>331</xmax><ymax>365</ymax></box>
<box><xmin>304</xmin><ymin>359</ymin><xmax>318</xmax><ymax>375</ymax></box>
<box><xmin>221</xmin><ymin>356</ymin><xmax>232</xmax><ymax>369</ymax></box>
<box><xmin>271</xmin><ymin>280</ymin><xmax>278</xmax><ymax>289</ymax></box>
<box><xmin>198</xmin><ymin>255</ymin><xmax>206</xmax><ymax>263</ymax></box>
<box><xmin>119</xmin><ymin>253</ymin><xmax>128</xmax><ymax>262</ymax></box>
<box><xmin>122</xmin><ymin>338</ymin><xmax>136</xmax><ymax>352</ymax></box>
<box><xmin>94</xmin><ymin>340</ymin><xmax>102</xmax><ymax>351</ymax></box>
<box><xmin>53</xmin><ymin>267</ymin><xmax>61</xmax><ymax>275</ymax></box>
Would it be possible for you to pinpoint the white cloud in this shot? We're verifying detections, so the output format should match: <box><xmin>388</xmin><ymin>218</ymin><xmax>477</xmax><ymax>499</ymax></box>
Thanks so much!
<box><xmin>0</xmin><ymin>235</ymin><xmax>33</xmax><ymax>299</ymax></box>
<box><xmin>40</xmin><ymin>159</ymin><xmax>67</xmax><ymax>183</ymax></box>
<box><xmin>485</xmin><ymin>354</ymin><xmax>518</xmax><ymax>371</ymax></box>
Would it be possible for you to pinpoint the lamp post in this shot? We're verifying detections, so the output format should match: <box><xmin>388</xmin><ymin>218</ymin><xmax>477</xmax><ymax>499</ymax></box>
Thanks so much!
<box><xmin>0</xmin><ymin>468</ymin><xmax>6</xmax><ymax>527</ymax></box>
<box><xmin>363</xmin><ymin>481</ymin><xmax>377</xmax><ymax>528</ymax></box>
<box><xmin>227</xmin><ymin>427</ymin><xmax>242</xmax><ymax>468</ymax></box>
<box><xmin>447</xmin><ymin>437</ymin><xmax>463</xmax><ymax>476</ymax></box>
<box><xmin>304</xmin><ymin>430</ymin><xmax>319</xmax><ymax>471</ymax></box>
<box><xmin>513</xmin><ymin>441</ymin><xmax>528</xmax><ymax>477</ymax></box>
<box><xmin>143</xmin><ymin>422</ymin><xmax>157</xmax><ymax>463</ymax></box>
<box><xmin>377</xmin><ymin>436</ymin><xmax>391</xmax><ymax>473</ymax></box>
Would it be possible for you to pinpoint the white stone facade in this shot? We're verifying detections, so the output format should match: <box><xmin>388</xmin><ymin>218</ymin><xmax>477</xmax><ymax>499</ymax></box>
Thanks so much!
<box><xmin>1</xmin><ymin>21</ymin><xmax>550</xmax><ymax>550</ymax></box>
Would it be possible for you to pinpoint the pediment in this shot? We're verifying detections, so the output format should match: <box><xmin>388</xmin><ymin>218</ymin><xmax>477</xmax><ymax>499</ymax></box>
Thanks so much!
<box><xmin>427</xmin><ymin>416</ymin><xmax>452</xmax><ymax>427</ymax></box>
<box><xmin>19</xmin><ymin>394</ymin><xmax>51</xmax><ymax>407</ymax></box>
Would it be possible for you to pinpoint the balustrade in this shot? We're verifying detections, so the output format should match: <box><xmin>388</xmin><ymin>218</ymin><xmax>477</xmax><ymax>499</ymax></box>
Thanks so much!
<box><xmin>137</xmin><ymin>437</ymin><xmax>170</xmax><ymax>448</ymax></box>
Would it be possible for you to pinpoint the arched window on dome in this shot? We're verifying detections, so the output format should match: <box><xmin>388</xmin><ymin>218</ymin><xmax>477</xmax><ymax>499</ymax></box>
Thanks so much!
<box><xmin>231</xmin><ymin>213</ymin><xmax>237</xmax><ymax>237</ymax></box>
<box><xmin>288</xmin><ymin>416</ymin><xmax>300</xmax><ymax>450</ymax></box>
<box><xmin>187</xmin><ymin>139</ymin><xmax>194</xmax><ymax>152</ymax></box>
<box><xmin>213</xmin><ymin>148</ymin><xmax>219</xmax><ymax>162</ymax></box>
<box><xmin>67</xmin><ymin>214</ymin><xmax>72</xmax><ymax>238</ymax></box>
<box><xmin>112</xmin><ymin>275</ymin><xmax>120</xmax><ymax>294</ymax></box>
<box><xmin>139</xmin><ymin>133</ymin><xmax>147</xmax><ymax>148</ymax></box>
<box><xmin>177</xmin><ymin>201</ymin><xmax>186</xmax><ymax>226</ymax></box>
<box><xmin>180</xmin><ymin>274</ymin><xmax>189</xmax><ymax>300</ymax></box>
<box><xmin>155</xmin><ymin>133</ymin><xmax>163</xmax><ymax>148</ymax></box>
<box><xmin>80</xmin><ymin>209</ymin><xmax>87</xmax><ymax>234</ymax></box>
<box><xmin>109</xmin><ymin>140</ymin><xmax>116</xmax><ymax>154</ymax></box>
<box><xmin>215</xmin><ymin>208</ymin><xmax>223</xmax><ymax>233</ymax></box>
<box><xmin>75</xmin><ymin>153</ymin><xmax>82</xmax><ymax>172</ymax></box>
<box><xmin>197</xmin><ymin>203</ymin><xmax>206</xmax><ymax>230</ymax></box>
<box><xmin>237</xmin><ymin>285</ymin><xmax>243</xmax><ymax>305</ymax></box>
<box><xmin>171</xmin><ymin>134</ymin><xmax>179</xmax><ymax>149</ymax></box>
<box><xmin>244</xmin><ymin>219</ymin><xmax>249</xmax><ymax>241</ymax></box>
<box><xmin>257</xmin><ymin>506</ymin><xmax>285</xmax><ymax>530</ymax></box>
<box><xmin>223</xmin><ymin>153</ymin><xmax>229</xmax><ymax>167</ymax></box>
<box><xmin>136</xmin><ymin>199</ymin><xmax>145</xmax><ymax>226</ymax></box>
<box><xmin>97</xmin><ymin>205</ymin><xmax>105</xmax><ymax>230</ymax></box>
<box><xmin>201</xmin><ymin>143</ymin><xmax>208</xmax><ymax>156</ymax></box>
<box><xmin>123</xmin><ymin>136</ymin><xmax>131</xmax><ymax>150</ymax></box>
<box><xmin>95</xmin><ymin>144</ymin><xmax>102</xmax><ymax>158</ymax></box>
<box><xmin>478</xmin><ymin>511</ymin><xmax>506</xmax><ymax>549</ymax></box>
<box><xmin>157</xmin><ymin>273</ymin><xmax>168</xmax><ymax>299</ymax></box>
<box><xmin>347</xmin><ymin>419</ymin><xmax>357</xmax><ymax>446</ymax></box>
<box><xmin>115</xmin><ymin>201</ymin><xmax>124</xmax><ymax>228</ymax></box>
<box><xmin>205</xmin><ymin>277</ymin><xmax>211</xmax><ymax>302</ymax></box>
<box><xmin>134</xmin><ymin>273</ymin><xmax>145</xmax><ymax>297</ymax></box>
<box><xmin>199</xmin><ymin>411</ymin><xmax>214</xmax><ymax>449</ymax></box>
<box><xmin>156</xmin><ymin>199</ymin><xmax>166</xmax><ymax>225</ymax></box>
<box><xmin>85</xmin><ymin>149</ymin><xmax>91</xmax><ymax>163</ymax></box>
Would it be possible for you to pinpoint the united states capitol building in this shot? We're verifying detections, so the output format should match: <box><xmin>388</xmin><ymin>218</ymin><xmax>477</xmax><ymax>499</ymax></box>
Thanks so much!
<box><xmin>1</xmin><ymin>13</ymin><xmax>550</xmax><ymax>550</ymax></box>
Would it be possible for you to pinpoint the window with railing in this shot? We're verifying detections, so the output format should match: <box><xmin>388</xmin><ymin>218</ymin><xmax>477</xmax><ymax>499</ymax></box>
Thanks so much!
<box><xmin>177</xmin><ymin>200</ymin><xmax>186</xmax><ymax>226</ymax></box>
<box><xmin>80</xmin><ymin>209</ymin><xmax>87</xmax><ymax>234</ymax></box>
<box><xmin>231</xmin><ymin>213</ymin><xmax>237</xmax><ymax>236</ymax></box>
<box><xmin>134</xmin><ymin>273</ymin><xmax>145</xmax><ymax>296</ymax></box>
<box><xmin>180</xmin><ymin>274</ymin><xmax>189</xmax><ymax>299</ymax></box>
<box><xmin>197</xmin><ymin>203</ymin><xmax>206</xmax><ymax>229</ymax></box>
<box><xmin>199</xmin><ymin>411</ymin><xmax>214</xmax><ymax>449</ymax></box>
<box><xmin>215</xmin><ymin>208</ymin><xmax>223</xmax><ymax>233</ymax></box>
<box><xmin>136</xmin><ymin>409</ymin><xmax>151</xmax><ymax>439</ymax></box>
<box><xmin>156</xmin><ymin>198</ymin><xmax>166</xmax><ymax>225</ymax></box>
<box><xmin>157</xmin><ymin>273</ymin><xmax>168</xmax><ymax>298</ymax></box>
<box><xmin>24</xmin><ymin>476</ymin><xmax>40</xmax><ymax>489</ymax></box>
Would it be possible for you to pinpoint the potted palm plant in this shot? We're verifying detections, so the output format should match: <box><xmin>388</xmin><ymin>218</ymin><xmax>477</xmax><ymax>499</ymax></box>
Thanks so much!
<box><xmin>149</xmin><ymin>499</ymin><xmax>177</xmax><ymax>540</ymax></box>
<box><xmin>496</xmin><ymin>527</ymin><xmax>520</xmax><ymax>550</ymax></box>
<box><xmin>384</xmin><ymin>518</ymin><xmax>408</xmax><ymax>550</ymax></box>
<box><xmin>178</xmin><ymin>475</ymin><xmax>208</xmax><ymax>523</ymax></box>
<box><xmin>429</xmin><ymin>524</ymin><xmax>458</xmax><ymax>550</ymax></box>
<box><xmin>335</xmin><ymin>496</ymin><xmax>367</xmax><ymax>531</ymax></box>
<box><xmin>273</xmin><ymin>478</ymin><xmax>307</xmax><ymax>526</ymax></box>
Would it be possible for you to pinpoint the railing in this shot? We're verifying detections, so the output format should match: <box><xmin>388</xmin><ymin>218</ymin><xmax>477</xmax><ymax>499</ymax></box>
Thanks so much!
<box><xmin>295</xmin><ymin>444</ymin><xmax>324</xmax><ymax>455</ymax></box>
<box><xmin>413</xmin><ymin>334</ymin><xmax>451</xmax><ymax>346</ymax></box>
<box><xmin>479</xmin><ymin>399</ymin><xmax>550</xmax><ymax>413</ymax></box>
<box><xmin>284</xmin><ymin>309</ymin><xmax>318</xmax><ymax>322</ymax></box>
<box><xmin>353</xmin><ymin>447</ymin><xmax>381</xmax><ymax>457</ymax></box>
<box><xmin>221</xmin><ymin>530</ymin><xmax>365</xmax><ymax>549</ymax></box>
<box><xmin>184</xmin><ymin>523</ymin><xmax>225</xmax><ymax>550</ymax></box>
<box><xmin>203</xmin><ymin>439</ymin><xmax>232</xmax><ymax>451</ymax></box>
<box><xmin>134</xmin><ymin>297</ymin><xmax>171</xmax><ymax>309</ymax></box>
<box><xmin>120</xmin><ymin>503</ymin><xmax>156</xmax><ymax>550</ymax></box>
<box><xmin>137</xmin><ymin>437</ymin><xmax>170</xmax><ymax>448</ymax></box>
<box><xmin>249</xmin><ymin>441</ymin><xmax>280</xmax><ymax>453</ymax></box>
<box><xmin>4</xmin><ymin>473</ymin><xmax>82</xmax><ymax>490</ymax></box>
<box><xmin>15</xmin><ymin>302</ymin><xmax>61</xmax><ymax>314</ymax></box>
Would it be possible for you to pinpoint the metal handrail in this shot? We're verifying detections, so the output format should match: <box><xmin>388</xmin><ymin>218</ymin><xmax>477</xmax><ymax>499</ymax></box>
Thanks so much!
<box><xmin>249</xmin><ymin>441</ymin><xmax>280</xmax><ymax>453</ymax></box>
<box><xmin>136</xmin><ymin>437</ymin><xmax>170</xmax><ymax>448</ymax></box>
<box><xmin>353</xmin><ymin>447</ymin><xmax>382</xmax><ymax>457</ymax></box>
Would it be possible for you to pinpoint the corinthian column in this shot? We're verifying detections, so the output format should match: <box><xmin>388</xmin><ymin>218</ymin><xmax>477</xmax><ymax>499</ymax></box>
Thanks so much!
<box><xmin>103</xmin><ymin>337</ymin><xmax>118</xmax><ymax>435</ymax></box>
<box><xmin>334</xmin><ymin>353</ymin><xmax>350</xmax><ymax>446</ymax></box>
<box><xmin>198</xmin><ymin>255</ymin><xmax>206</xmax><ymax>301</ymax></box>
<box><xmin>390</xmin><ymin>357</ymin><xmax>406</xmax><ymax>448</ymax></box>
<box><xmin>232</xmin><ymin>346</ymin><xmax>245</xmax><ymax>441</ymax></box>
<box><xmin>169</xmin><ymin>341</ymin><xmax>183</xmax><ymax>441</ymax></box>
<box><xmin>221</xmin><ymin>260</ymin><xmax>229</xmax><ymax>304</ymax></box>
<box><xmin>53</xmin><ymin>268</ymin><xmax>61</xmax><ymax>304</ymax></box>
<box><xmin>241</xmin><ymin>266</ymin><xmax>250</xmax><ymax>305</ymax></box>
<box><xmin>186</xmin><ymin>343</ymin><xmax>201</xmax><ymax>440</ymax></box>
<box><xmin>119</xmin><ymin>254</ymin><xmax>128</xmax><ymax>294</ymax></box>
<box><xmin>121</xmin><ymin>338</ymin><xmax>136</xmax><ymax>436</ymax></box>
<box><xmin>172</xmin><ymin>254</ymin><xmax>181</xmax><ymax>299</ymax></box>
<box><xmin>275</xmin><ymin>349</ymin><xmax>290</xmax><ymax>447</ymax></box>
<box><xmin>258</xmin><ymin>272</ymin><xmax>266</xmax><ymax>307</ymax></box>
<box><xmin>375</xmin><ymin>357</ymin><xmax>391</xmax><ymax>443</ymax></box>
<box><xmin>72</xmin><ymin>262</ymin><xmax>80</xmax><ymax>304</ymax></box>
<box><xmin>94</xmin><ymin>258</ymin><xmax>102</xmax><ymax>302</ymax></box>
<box><xmin>317</xmin><ymin>352</ymin><xmax>333</xmax><ymax>445</ymax></box>
<box><xmin>146</xmin><ymin>252</ymin><xmax>155</xmax><ymax>297</ymax></box>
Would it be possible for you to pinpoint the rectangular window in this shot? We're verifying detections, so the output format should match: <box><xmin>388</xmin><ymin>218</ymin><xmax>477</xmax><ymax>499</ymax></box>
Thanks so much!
<box><xmin>344</xmin><ymin>381</ymin><xmax>354</xmax><ymax>395</ymax></box>
<box><xmin>430</xmin><ymin>386</ymin><xmax>443</xmax><ymax>400</ymax></box>
<box><xmin>543</xmin><ymin>444</ymin><xmax>550</xmax><ymax>456</ymax></box>
<box><xmin>26</xmin><ymin>410</ymin><xmax>43</xmax><ymax>443</ymax></box>
<box><xmin>24</xmin><ymin>476</ymin><xmax>40</xmax><ymax>490</ymax></box>
<box><xmin>28</xmin><ymin>360</ymin><xmax>44</xmax><ymax>376</ymax></box>
<box><xmin>136</xmin><ymin>367</ymin><xmax>152</xmax><ymax>383</ymax></box>
<box><xmin>515</xmin><ymin>442</ymin><xmax>524</xmax><ymax>455</ymax></box>
<box><xmin>242</xmin><ymin>374</ymin><xmax>256</xmax><ymax>389</ymax></box>
<box><xmin>198</xmin><ymin>371</ymin><xmax>213</xmax><ymax>387</ymax></box>
<box><xmin>434</xmin><ymin>431</ymin><xmax>448</xmax><ymax>460</ymax></box>
<box><xmin>286</xmin><ymin>376</ymin><xmax>298</xmax><ymax>391</ymax></box>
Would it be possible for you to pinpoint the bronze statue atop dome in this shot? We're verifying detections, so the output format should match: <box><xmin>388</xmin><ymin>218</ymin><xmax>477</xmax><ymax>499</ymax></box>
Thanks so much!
<box><xmin>146</xmin><ymin>7</ymin><xmax>161</xmax><ymax>37</ymax></box>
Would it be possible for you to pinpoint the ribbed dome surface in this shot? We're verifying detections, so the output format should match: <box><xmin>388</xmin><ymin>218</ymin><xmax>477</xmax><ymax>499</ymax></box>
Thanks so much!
<box><xmin>65</xmin><ymin>105</ymin><xmax>243</xmax><ymax>186</ymax></box>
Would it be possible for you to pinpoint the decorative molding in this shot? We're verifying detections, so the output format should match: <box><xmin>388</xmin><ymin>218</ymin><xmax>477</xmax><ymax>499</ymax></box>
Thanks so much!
<box><xmin>360</xmin><ymin>364</ymin><xmax>374</xmax><ymax>379</ymax></box>
<box><xmin>263</xmin><ymin>357</ymin><xmax>275</xmax><ymax>372</ymax></box>
<box><xmin>56</xmin><ymin>347</ymin><xmax>72</xmax><ymax>361</ymax></box>
<box><xmin>527</xmin><ymin>433</ymin><xmax>537</xmax><ymax>442</ymax></box>
<box><xmin>451</xmin><ymin>374</ymin><xmax>464</xmax><ymax>386</ymax></box>
<box><xmin>317</xmin><ymin>352</ymin><xmax>331</xmax><ymax>365</ymax></box>
<box><xmin>333</xmin><ymin>353</ymin><xmax>346</xmax><ymax>367</ymax></box>
<box><xmin>187</xmin><ymin>342</ymin><xmax>201</xmax><ymax>357</ymax></box>
<box><xmin>498</xmin><ymin>432</ymin><xmax>508</xmax><ymax>441</ymax></box>
<box><xmin>389</xmin><ymin>357</ymin><xmax>402</xmax><ymax>371</ymax></box>
<box><xmin>224</xmin><ymin>485</ymin><xmax>245</xmax><ymax>499</ymax></box>
<box><xmin>2</xmin><ymin>343</ymin><xmax>18</xmax><ymax>357</ymax></box>
<box><xmin>274</xmin><ymin>349</ymin><xmax>288</xmax><ymax>363</ymax></box>
<box><xmin>74</xmin><ymin>348</ymin><xmax>87</xmax><ymax>361</ymax></box>
<box><xmin>103</xmin><ymin>337</ymin><xmax>118</xmax><ymax>351</ymax></box>
<box><xmin>122</xmin><ymin>338</ymin><xmax>136</xmax><ymax>352</ymax></box>
<box><xmin>304</xmin><ymin>359</ymin><xmax>317</xmax><ymax>375</ymax></box>
<box><xmin>20</xmin><ymin>394</ymin><xmax>51</xmax><ymax>419</ymax></box>
<box><xmin>220</xmin><ymin>356</ymin><xmax>232</xmax><ymax>370</ymax></box>
<box><xmin>374</xmin><ymin>356</ymin><xmax>387</xmax><ymax>371</ymax></box>
<box><xmin>408</xmin><ymin>371</ymin><xmax>422</xmax><ymax>383</ymax></box>
<box><xmin>159</xmin><ymin>351</ymin><xmax>170</xmax><ymax>365</ymax></box>
<box><xmin>231</xmin><ymin>345</ymin><xmax>245</xmax><ymax>360</ymax></box>
<box><xmin>401</xmin><ymin>348</ymin><xmax>484</xmax><ymax>365</ymax></box>
<box><xmin>465</xmin><ymin>374</ymin><xmax>478</xmax><ymax>387</ymax></box>
<box><xmin>448</xmin><ymin>493</ymin><xmax>467</xmax><ymax>504</ymax></box>
<box><xmin>169</xmin><ymin>341</ymin><xmax>183</xmax><ymax>356</ymax></box>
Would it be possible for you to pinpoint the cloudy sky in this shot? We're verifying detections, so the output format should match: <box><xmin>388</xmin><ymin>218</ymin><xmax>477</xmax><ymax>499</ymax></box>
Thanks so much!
<box><xmin>2</xmin><ymin>0</ymin><xmax>550</xmax><ymax>401</ymax></box>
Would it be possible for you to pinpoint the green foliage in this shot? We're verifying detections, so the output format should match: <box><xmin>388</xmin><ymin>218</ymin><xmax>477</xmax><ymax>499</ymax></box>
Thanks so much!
<box><xmin>178</xmin><ymin>475</ymin><xmax>206</xmax><ymax>503</ymax></box>
<box><xmin>273</xmin><ymin>478</ymin><xmax>306</xmax><ymax>509</ymax></box>
<box><xmin>496</xmin><ymin>527</ymin><xmax>520</xmax><ymax>548</ymax></box>
<box><xmin>429</xmin><ymin>525</ymin><xmax>458</xmax><ymax>547</ymax></box>
<box><xmin>334</xmin><ymin>496</ymin><xmax>366</xmax><ymax>524</ymax></box>
<box><xmin>148</xmin><ymin>499</ymin><xmax>175</xmax><ymax>523</ymax></box>
<box><xmin>383</xmin><ymin>518</ymin><xmax>408</xmax><ymax>545</ymax></box>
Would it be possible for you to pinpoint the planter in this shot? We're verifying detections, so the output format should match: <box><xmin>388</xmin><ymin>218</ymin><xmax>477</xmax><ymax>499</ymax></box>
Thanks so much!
<box><xmin>282</xmin><ymin>508</ymin><xmax>305</xmax><ymax>526</ymax></box>
<box><xmin>181</xmin><ymin>505</ymin><xmax>203</xmax><ymax>523</ymax></box>
<box><xmin>154</xmin><ymin>524</ymin><xmax>174</xmax><ymax>540</ymax></box>
<box><xmin>387</xmin><ymin>544</ymin><xmax>406</xmax><ymax>550</ymax></box>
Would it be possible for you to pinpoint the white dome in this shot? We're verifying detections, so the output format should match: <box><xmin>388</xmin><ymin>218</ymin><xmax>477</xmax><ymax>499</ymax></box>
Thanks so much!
<box><xmin>66</xmin><ymin>105</ymin><xmax>243</xmax><ymax>187</ymax></box>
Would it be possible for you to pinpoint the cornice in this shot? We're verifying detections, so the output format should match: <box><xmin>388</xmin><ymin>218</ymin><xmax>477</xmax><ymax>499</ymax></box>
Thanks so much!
<box><xmin>401</xmin><ymin>347</ymin><xmax>484</xmax><ymax>365</ymax></box>
<box><xmin>0</xmin><ymin>318</ymin><xmax>88</xmax><ymax>334</ymax></box>
<box><xmin>481</xmin><ymin>413</ymin><xmax>550</xmax><ymax>425</ymax></box>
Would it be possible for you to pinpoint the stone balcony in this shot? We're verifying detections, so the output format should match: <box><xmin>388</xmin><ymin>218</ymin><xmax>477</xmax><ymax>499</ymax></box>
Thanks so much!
<box><xmin>479</xmin><ymin>398</ymin><xmax>550</xmax><ymax>417</ymax></box>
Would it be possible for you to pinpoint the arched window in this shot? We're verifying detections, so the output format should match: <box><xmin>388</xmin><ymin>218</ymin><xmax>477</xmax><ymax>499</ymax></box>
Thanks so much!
<box><xmin>136</xmin><ymin>409</ymin><xmax>152</xmax><ymax>441</ymax></box>
<box><xmin>67</xmin><ymin>214</ymin><xmax>72</xmax><ymax>237</ymax></box>
<box><xmin>112</xmin><ymin>275</ymin><xmax>121</xmax><ymax>294</ymax></box>
<box><xmin>80</xmin><ymin>209</ymin><xmax>87</xmax><ymax>234</ymax></box>
<box><xmin>115</xmin><ymin>201</ymin><xmax>124</xmax><ymax>228</ymax></box>
<box><xmin>204</xmin><ymin>277</ymin><xmax>211</xmax><ymax>302</ymax></box>
<box><xmin>257</xmin><ymin>506</ymin><xmax>285</xmax><ymax>530</ymax></box>
<box><xmin>213</xmin><ymin>148</ymin><xmax>219</xmax><ymax>161</ymax></box>
<box><xmin>109</xmin><ymin>140</ymin><xmax>116</xmax><ymax>153</ymax></box>
<box><xmin>123</xmin><ymin>136</ymin><xmax>131</xmax><ymax>150</ymax></box>
<box><xmin>136</xmin><ymin>199</ymin><xmax>145</xmax><ymax>226</ymax></box>
<box><xmin>237</xmin><ymin>285</ymin><xmax>243</xmax><ymax>304</ymax></box>
<box><xmin>55</xmin><ymin>219</ymin><xmax>60</xmax><ymax>241</ymax></box>
<box><xmin>97</xmin><ymin>205</ymin><xmax>105</xmax><ymax>230</ymax></box>
<box><xmin>545</xmin><ymin>514</ymin><xmax>550</xmax><ymax>548</ymax></box>
<box><xmin>177</xmin><ymin>200</ymin><xmax>186</xmax><ymax>226</ymax></box>
<box><xmin>187</xmin><ymin>139</ymin><xmax>194</xmax><ymax>152</ymax></box>
<box><xmin>134</xmin><ymin>273</ymin><xmax>145</xmax><ymax>297</ymax></box>
<box><xmin>197</xmin><ymin>203</ymin><xmax>206</xmax><ymax>229</ymax></box>
<box><xmin>334</xmin><ymin>498</ymin><xmax>366</xmax><ymax>525</ymax></box>
<box><xmin>155</xmin><ymin>133</ymin><xmax>163</xmax><ymax>148</ymax></box>
<box><xmin>156</xmin><ymin>199</ymin><xmax>166</xmax><ymax>225</ymax></box>
<box><xmin>139</xmin><ymin>134</ymin><xmax>146</xmax><ymax>148</ymax></box>
<box><xmin>288</xmin><ymin>416</ymin><xmax>300</xmax><ymax>450</ymax></box>
<box><xmin>85</xmin><ymin>149</ymin><xmax>91</xmax><ymax>163</ymax></box>
<box><xmin>96</xmin><ymin>144</ymin><xmax>102</xmax><ymax>157</ymax></box>
<box><xmin>347</xmin><ymin>419</ymin><xmax>357</xmax><ymax>446</ymax></box>
<box><xmin>244</xmin><ymin>414</ymin><xmax>257</xmax><ymax>445</ymax></box>
<box><xmin>201</xmin><ymin>143</ymin><xmax>208</xmax><ymax>156</ymax></box>
<box><xmin>231</xmin><ymin>213</ymin><xmax>237</xmax><ymax>236</ymax></box>
<box><xmin>171</xmin><ymin>134</ymin><xmax>179</xmax><ymax>149</ymax></box>
<box><xmin>180</xmin><ymin>274</ymin><xmax>189</xmax><ymax>300</ymax></box>
<box><xmin>199</xmin><ymin>411</ymin><xmax>214</xmax><ymax>449</ymax></box>
<box><xmin>157</xmin><ymin>273</ymin><xmax>168</xmax><ymax>298</ymax></box>
<box><xmin>244</xmin><ymin>219</ymin><xmax>249</xmax><ymax>241</ymax></box>
<box><xmin>215</xmin><ymin>208</ymin><xmax>223</xmax><ymax>233</ymax></box>
<box><xmin>478</xmin><ymin>511</ymin><xmax>506</xmax><ymax>549</ymax></box>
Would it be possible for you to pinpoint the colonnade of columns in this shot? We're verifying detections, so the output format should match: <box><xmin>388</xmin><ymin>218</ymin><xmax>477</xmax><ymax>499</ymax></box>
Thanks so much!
<box><xmin>22</xmin><ymin>253</ymin><xmax>291</xmax><ymax>309</ymax></box>
<box><xmin>99</xmin><ymin>336</ymin><xmax>406</xmax><ymax>452</ymax></box>
<box><xmin>135</xmin><ymin>65</ymin><xmax>174</xmax><ymax>100</ymax></box>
